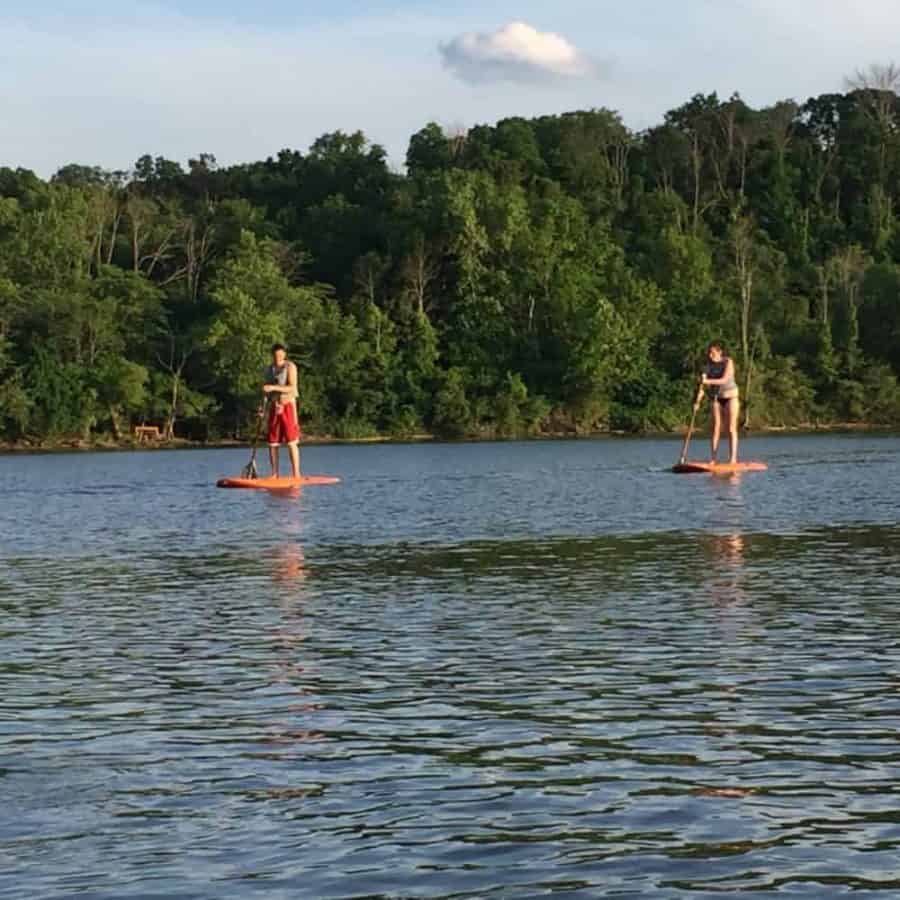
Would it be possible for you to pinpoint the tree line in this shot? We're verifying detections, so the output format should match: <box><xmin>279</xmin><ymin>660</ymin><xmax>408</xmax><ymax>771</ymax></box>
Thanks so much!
<box><xmin>3</xmin><ymin>66</ymin><xmax>900</xmax><ymax>444</ymax></box>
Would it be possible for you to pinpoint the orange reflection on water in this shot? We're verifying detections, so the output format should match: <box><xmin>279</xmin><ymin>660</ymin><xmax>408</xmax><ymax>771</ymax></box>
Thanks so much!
<box><xmin>260</xmin><ymin>538</ymin><xmax>328</xmax><ymax>753</ymax></box>
<box><xmin>714</xmin><ymin>532</ymin><xmax>745</xmax><ymax>569</ymax></box>
<box><xmin>273</xmin><ymin>542</ymin><xmax>307</xmax><ymax>585</ymax></box>
<box><xmin>705</xmin><ymin>531</ymin><xmax>747</xmax><ymax>609</ymax></box>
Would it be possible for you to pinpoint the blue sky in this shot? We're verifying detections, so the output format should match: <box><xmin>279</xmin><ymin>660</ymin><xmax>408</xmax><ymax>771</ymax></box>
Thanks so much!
<box><xmin>7</xmin><ymin>0</ymin><xmax>426</xmax><ymax>26</ymax></box>
<box><xmin>4</xmin><ymin>0</ymin><xmax>899</xmax><ymax>176</ymax></box>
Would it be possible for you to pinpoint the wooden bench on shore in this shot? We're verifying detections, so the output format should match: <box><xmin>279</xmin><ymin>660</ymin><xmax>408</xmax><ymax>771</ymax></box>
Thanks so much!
<box><xmin>134</xmin><ymin>425</ymin><xmax>162</xmax><ymax>442</ymax></box>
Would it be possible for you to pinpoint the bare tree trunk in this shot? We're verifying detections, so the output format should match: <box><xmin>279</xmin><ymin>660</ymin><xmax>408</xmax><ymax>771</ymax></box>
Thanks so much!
<box><xmin>94</xmin><ymin>224</ymin><xmax>103</xmax><ymax>275</ymax></box>
<box><xmin>404</xmin><ymin>236</ymin><xmax>436</xmax><ymax>316</ymax></box>
<box><xmin>106</xmin><ymin>207</ymin><xmax>121</xmax><ymax>265</ymax></box>
<box><xmin>691</xmin><ymin>134</ymin><xmax>702</xmax><ymax>233</ymax></box>
<box><xmin>801</xmin><ymin>206</ymin><xmax>810</xmax><ymax>260</ymax></box>
<box><xmin>737</xmin><ymin>137</ymin><xmax>749</xmax><ymax>200</ymax></box>
<box><xmin>732</xmin><ymin>216</ymin><xmax>756</xmax><ymax>427</ymax></box>
<box><xmin>166</xmin><ymin>374</ymin><xmax>179</xmax><ymax>440</ymax></box>
<box><xmin>131</xmin><ymin>218</ymin><xmax>140</xmax><ymax>273</ymax></box>
<box><xmin>184</xmin><ymin>220</ymin><xmax>215</xmax><ymax>302</ymax></box>
<box><xmin>610</xmin><ymin>137</ymin><xmax>631</xmax><ymax>210</ymax></box>
<box><xmin>712</xmin><ymin>102</ymin><xmax>737</xmax><ymax>202</ymax></box>
<box><xmin>157</xmin><ymin>337</ymin><xmax>190</xmax><ymax>441</ymax></box>
<box><xmin>741</xmin><ymin>268</ymin><xmax>753</xmax><ymax>418</ymax></box>
<box><xmin>817</xmin><ymin>264</ymin><xmax>830</xmax><ymax>324</ymax></box>
<box><xmin>146</xmin><ymin>230</ymin><xmax>178</xmax><ymax>280</ymax></box>
<box><xmin>829</xmin><ymin>244</ymin><xmax>869</xmax><ymax>373</ymax></box>
<box><xmin>109</xmin><ymin>405</ymin><xmax>122</xmax><ymax>441</ymax></box>
<box><xmin>743</xmin><ymin>360</ymin><xmax>753</xmax><ymax>430</ymax></box>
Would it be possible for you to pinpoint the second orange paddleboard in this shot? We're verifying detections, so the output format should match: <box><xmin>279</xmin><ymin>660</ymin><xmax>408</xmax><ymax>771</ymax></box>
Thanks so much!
<box><xmin>672</xmin><ymin>461</ymin><xmax>768</xmax><ymax>474</ymax></box>
<box><xmin>216</xmin><ymin>475</ymin><xmax>340</xmax><ymax>489</ymax></box>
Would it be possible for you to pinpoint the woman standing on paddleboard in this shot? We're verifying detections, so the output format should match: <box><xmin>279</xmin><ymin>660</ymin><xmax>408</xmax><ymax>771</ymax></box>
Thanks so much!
<box><xmin>701</xmin><ymin>341</ymin><xmax>740</xmax><ymax>464</ymax></box>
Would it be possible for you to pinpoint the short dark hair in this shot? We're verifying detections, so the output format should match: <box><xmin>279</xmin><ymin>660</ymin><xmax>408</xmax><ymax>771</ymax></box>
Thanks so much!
<box><xmin>707</xmin><ymin>340</ymin><xmax>725</xmax><ymax>355</ymax></box>
<box><xmin>271</xmin><ymin>343</ymin><xmax>287</xmax><ymax>354</ymax></box>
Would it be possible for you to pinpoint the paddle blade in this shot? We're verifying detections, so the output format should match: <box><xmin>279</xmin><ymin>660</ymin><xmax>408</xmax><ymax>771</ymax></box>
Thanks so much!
<box><xmin>241</xmin><ymin>459</ymin><xmax>258</xmax><ymax>480</ymax></box>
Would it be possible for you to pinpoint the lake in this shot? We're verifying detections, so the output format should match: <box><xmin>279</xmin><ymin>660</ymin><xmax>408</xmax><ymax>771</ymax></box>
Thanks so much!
<box><xmin>3</xmin><ymin>435</ymin><xmax>900</xmax><ymax>898</ymax></box>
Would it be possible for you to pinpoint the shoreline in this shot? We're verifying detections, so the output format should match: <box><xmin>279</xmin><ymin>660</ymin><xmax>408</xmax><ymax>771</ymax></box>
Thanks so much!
<box><xmin>1</xmin><ymin>422</ymin><xmax>897</xmax><ymax>456</ymax></box>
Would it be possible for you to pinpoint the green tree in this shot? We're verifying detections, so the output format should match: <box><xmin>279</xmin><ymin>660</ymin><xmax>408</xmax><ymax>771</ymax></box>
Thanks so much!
<box><xmin>433</xmin><ymin>367</ymin><xmax>471</xmax><ymax>437</ymax></box>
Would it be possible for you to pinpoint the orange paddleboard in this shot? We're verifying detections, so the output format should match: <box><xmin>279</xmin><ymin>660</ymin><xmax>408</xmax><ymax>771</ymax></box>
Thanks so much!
<box><xmin>216</xmin><ymin>475</ymin><xmax>340</xmax><ymax>489</ymax></box>
<box><xmin>672</xmin><ymin>461</ymin><xmax>768</xmax><ymax>474</ymax></box>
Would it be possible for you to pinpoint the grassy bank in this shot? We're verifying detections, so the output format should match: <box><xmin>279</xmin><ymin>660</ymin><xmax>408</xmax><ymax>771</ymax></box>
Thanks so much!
<box><xmin>2</xmin><ymin>422</ymin><xmax>897</xmax><ymax>456</ymax></box>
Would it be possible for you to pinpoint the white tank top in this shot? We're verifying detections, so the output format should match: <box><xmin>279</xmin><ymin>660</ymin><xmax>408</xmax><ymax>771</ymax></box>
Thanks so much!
<box><xmin>267</xmin><ymin>362</ymin><xmax>297</xmax><ymax>403</ymax></box>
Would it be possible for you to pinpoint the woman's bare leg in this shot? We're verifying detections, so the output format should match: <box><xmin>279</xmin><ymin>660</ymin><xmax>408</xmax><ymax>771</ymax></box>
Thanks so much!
<box><xmin>710</xmin><ymin>401</ymin><xmax>721</xmax><ymax>462</ymax></box>
<box><xmin>727</xmin><ymin>398</ymin><xmax>740</xmax><ymax>463</ymax></box>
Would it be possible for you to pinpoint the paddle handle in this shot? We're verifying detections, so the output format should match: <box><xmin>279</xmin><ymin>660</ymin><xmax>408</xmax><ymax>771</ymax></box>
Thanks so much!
<box><xmin>678</xmin><ymin>381</ymin><xmax>705</xmax><ymax>464</ymax></box>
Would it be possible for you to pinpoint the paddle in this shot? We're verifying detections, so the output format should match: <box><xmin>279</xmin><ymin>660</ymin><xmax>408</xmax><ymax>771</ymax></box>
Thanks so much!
<box><xmin>241</xmin><ymin>397</ymin><xmax>268</xmax><ymax>479</ymax></box>
<box><xmin>678</xmin><ymin>379</ymin><xmax>706</xmax><ymax>465</ymax></box>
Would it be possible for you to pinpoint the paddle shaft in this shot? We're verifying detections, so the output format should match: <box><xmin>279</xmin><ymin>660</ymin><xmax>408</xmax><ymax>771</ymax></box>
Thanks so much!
<box><xmin>678</xmin><ymin>381</ymin><xmax>706</xmax><ymax>464</ymax></box>
<box><xmin>243</xmin><ymin>397</ymin><xmax>269</xmax><ymax>476</ymax></box>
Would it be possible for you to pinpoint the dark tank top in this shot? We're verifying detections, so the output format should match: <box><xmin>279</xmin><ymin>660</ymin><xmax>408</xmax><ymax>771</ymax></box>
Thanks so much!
<box><xmin>706</xmin><ymin>358</ymin><xmax>737</xmax><ymax>398</ymax></box>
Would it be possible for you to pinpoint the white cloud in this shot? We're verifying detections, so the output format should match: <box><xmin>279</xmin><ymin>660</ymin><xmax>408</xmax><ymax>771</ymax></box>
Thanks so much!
<box><xmin>440</xmin><ymin>21</ymin><xmax>603</xmax><ymax>85</ymax></box>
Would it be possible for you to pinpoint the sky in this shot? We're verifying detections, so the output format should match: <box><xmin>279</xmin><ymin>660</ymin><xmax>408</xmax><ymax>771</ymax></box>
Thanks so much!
<box><xmin>3</xmin><ymin>0</ymin><xmax>900</xmax><ymax>176</ymax></box>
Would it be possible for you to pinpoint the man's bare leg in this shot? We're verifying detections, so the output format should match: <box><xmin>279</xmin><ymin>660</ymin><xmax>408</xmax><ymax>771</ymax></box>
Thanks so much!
<box><xmin>269</xmin><ymin>446</ymin><xmax>279</xmax><ymax>477</ymax></box>
<box><xmin>287</xmin><ymin>442</ymin><xmax>301</xmax><ymax>478</ymax></box>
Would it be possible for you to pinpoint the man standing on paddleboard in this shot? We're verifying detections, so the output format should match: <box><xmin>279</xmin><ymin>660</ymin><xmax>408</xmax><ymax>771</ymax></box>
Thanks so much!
<box><xmin>262</xmin><ymin>343</ymin><xmax>301</xmax><ymax>478</ymax></box>
<box><xmin>701</xmin><ymin>341</ymin><xmax>740</xmax><ymax>465</ymax></box>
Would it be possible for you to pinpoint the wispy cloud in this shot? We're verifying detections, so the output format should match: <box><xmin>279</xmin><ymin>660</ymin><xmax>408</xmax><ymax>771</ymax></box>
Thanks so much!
<box><xmin>440</xmin><ymin>21</ymin><xmax>603</xmax><ymax>85</ymax></box>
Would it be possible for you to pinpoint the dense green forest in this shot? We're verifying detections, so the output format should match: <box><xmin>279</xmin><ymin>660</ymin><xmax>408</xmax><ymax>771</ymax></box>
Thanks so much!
<box><xmin>3</xmin><ymin>75</ymin><xmax>900</xmax><ymax>444</ymax></box>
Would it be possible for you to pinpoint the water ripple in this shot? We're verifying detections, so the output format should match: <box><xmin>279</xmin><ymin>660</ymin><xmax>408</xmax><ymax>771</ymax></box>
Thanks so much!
<box><xmin>3</xmin><ymin>438</ymin><xmax>900</xmax><ymax>897</ymax></box>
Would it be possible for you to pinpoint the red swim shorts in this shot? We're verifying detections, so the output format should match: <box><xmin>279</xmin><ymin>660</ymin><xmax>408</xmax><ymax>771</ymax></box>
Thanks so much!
<box><xmin>267</xmin><ymin>401</ymin><xmax>301</xmax><ymax>445</ymax></box>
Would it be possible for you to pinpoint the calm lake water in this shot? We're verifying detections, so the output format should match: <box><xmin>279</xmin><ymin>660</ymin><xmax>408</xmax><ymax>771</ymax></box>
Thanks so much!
<box><xmin>3</xmin><ymin>435</ymin><xmax>900</xmax><ymax>898</ymax></box>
